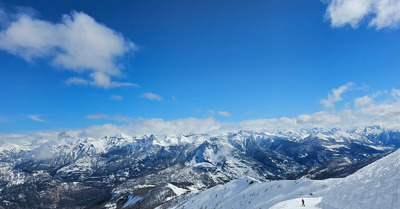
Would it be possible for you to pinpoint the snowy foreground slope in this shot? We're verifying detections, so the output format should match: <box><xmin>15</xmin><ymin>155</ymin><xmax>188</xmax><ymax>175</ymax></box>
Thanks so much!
<box><xmin>171</xmin><ymin>148</ymin><xmax>400</xmax><ymax>209</ymax></box>
<box><xmin>318</xmin><ymin>146</ymin><xmax>400</xmax><ymax>209</ymax></box>
<box><xmin>170</xmin><ymin>177</ymin><xmax>335</xmax><ymax>209</ymax></box>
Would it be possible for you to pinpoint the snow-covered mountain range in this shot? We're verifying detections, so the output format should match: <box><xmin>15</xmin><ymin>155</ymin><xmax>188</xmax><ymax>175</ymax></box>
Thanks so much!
<box><xmin>0</xmin><ymin>126</ymin><xmax>399</xmax><ymax>208</ymax></box>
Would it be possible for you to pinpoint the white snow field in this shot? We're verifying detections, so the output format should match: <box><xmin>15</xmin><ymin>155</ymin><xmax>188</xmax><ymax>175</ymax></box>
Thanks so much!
<box><xmin>171</xmin><ymin>177</ymin><xmax>336</xmax><ymax>209</ymax></box>
<box><xmin>171</xmin><ymin>149</ymin><xmax>400</xmax><ymax>209</ymax></box>
<box><xmin>270</xmin><ymin>197</ymin><xmax>322</xmax><ymax>209</ymax></box>
<box><xmin>318</xmin><ymin>148</ymin><xmax>400</xmax><ymax>209</ymax></box>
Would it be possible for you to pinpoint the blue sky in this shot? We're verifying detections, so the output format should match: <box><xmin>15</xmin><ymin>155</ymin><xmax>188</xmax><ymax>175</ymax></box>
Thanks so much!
<box><xmin>1</xmin><ymin>0</ymin><xmax>400</xmax><ymax>134</ymax></box>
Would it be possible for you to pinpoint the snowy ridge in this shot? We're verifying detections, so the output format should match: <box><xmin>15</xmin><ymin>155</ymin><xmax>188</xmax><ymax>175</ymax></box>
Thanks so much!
<box><xmin>0</xmin><ymin>126</ymin><xmax>396</xmax><ymax>155</ymax></box>
<box><xmin>319</xmin><ymin>149</ymin><xmax>400</xmax><ymax>208</ymax></box>
<box><xmin>170</xmin><ymin>177</ymin><xmax>335</xmax><ymax>209</ymax></box>
<box><xmin>172</xmin><ymin>149</ymin><xmax>400</xmax><ymax>209</ymax></box>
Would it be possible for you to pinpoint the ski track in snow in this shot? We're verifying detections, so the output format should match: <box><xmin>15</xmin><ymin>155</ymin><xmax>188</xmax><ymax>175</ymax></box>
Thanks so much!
<box><xmin>270</xmin><ymin>197</ymin><xmax>322</xmax><ymax>209</ymax></box>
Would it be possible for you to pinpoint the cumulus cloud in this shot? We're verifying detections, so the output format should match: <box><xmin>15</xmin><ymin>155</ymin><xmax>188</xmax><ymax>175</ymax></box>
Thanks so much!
<box><xmin>218</xmin><ymin>111</ymin><xmax>232</xmax><ymax>117</ymax></box>
<box><xmin>27</xmin><ymin>114</ymin><xmax>46</xmax><ymax>122</ymax></box>
<box><xmin>0</xmin><ymin>131</ymin><xmax>60</xmax><ymax>147</ymax></box>
<box><xmin>110</xmin><ymin>95</ymin><xmax>123</xmax><ymax>100</ymax></box>
<box><xmin>325</xmin><ymin>0</ymin><xmax>400</xmax><ymax>29</ymax></box>
<box><xmin>321</xmin><ymin>82</ymin><xmax>354</xmax><ymax>108</ymax></box>
<box><xmin>31</xmin><ymin>143</ymin><xmax>55</xmax><ymax>160</ymax></box>
<box><xmin>85</xmin><ymin>113</ymin><xmax>109</xmax><ymax>119</ymax></box>
<box><xmin>354</xmin><ymin>95</ymin><xmax>372</xmax><ymax>108</ymax></box>
<box><xmin>358</xmin><ymin>103</ymin><xmax>400</xmax><ymax>119</ymax></box>
<box><xmin>78</xmin><ymin>123</ymin><xmax>122</xmax><ymax>138</ymax></box>
<box><xmin>131</xmin><ymin>117</ymin><xmax>222</xmax><ymax>135</ymax></box>
<box><xmin>54</xmin><ymin>117</ymin><xmax>222</xmax><ymax>138</ymax></box>
<box><xmin>0</xmin><ymin>10</ymin><xmax>137</xmax><ymax>88</ymax></box>
<box><xmin>237</xmin><ymin>87</ymin><xmax>400</xmax><ymax>130</ymax></box>
<box><xmin>141</xmin><ymin>92</ymin><xmax>163</xmax><ymax>101</ymax></box>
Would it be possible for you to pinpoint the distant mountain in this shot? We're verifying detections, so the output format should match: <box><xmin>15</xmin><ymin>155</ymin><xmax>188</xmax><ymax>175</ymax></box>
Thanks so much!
<box><xmin>171</xmin><ymin>143</ymin><xmax>400</xmax><ymax>209</ymax></box>
<box><xmin>0</xmin><ymin>126</ymin><xmax>399</xmax><ymax>208</ymax></box>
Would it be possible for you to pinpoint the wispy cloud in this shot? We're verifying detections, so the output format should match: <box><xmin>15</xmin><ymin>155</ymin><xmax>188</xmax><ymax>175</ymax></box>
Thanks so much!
<box><xmin>65</xmin><ymin>77</ymin><xmax>89</xmax><ymax>86</ymax></box>
<box><xmin>0</xmin><ymin>9</ymin><xmax>137</xmax><ymax>88</ymax></box>
<box><xmin>172</xmin><ymin>96</ymin><xmax>178</xmax><ymax>103</ymax></box>
<box><xmin>27</xmin><ymin>114</ymin><xmax>46</xmax><ymax>122</ymax></box>
<box><xmin>85</xmin><ymin>113</ymin><xmax>109</xmax><ymax>119</ymax></box>
<box><xmin>245</xmin><ymin>111</ymin><xmax>253</xmax><ymax>115</ymax></box>
<box><xmin>218</xmin><ymin>111</ymin><xmax>232</xmax><ymax>117</ymax></box>
<box><xmin>325</xmin><ymin>0</ymin><xmax>400</xmax><ymax>29</ymax></box>
<box><xmin>141</xmin><ymin>92</ymin><xmax>163</xmax><ymax>101</ymax></box>
<box><xmin>392</xmin><ymin>88</ymin><xmax>400</xmax><ymax>100</ymax></box>
<box><xmin>110</xmin><ymin>95</ymin><xmax>123</xmax><ymax>100</ymax></box>
<box><xmin>321</xmin><ymin>82</ymin><xmax>354</xmax><ymax>109</ymax></box>
<box><xmin>113</xmin><ymin>114</ymin><xmax>133</xmax><ymax>122</ymax></box>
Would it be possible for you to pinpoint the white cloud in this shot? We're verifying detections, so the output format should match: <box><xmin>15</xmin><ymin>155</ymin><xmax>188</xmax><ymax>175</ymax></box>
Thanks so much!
<box><xmin>141</xmin><ymin>92</ymin><xmax>163</xmax><ymax>101</ymax></box>
<box><xmin>354</xmin><ymin>95</ymin><xmax>372</xmax><ymax>108</ymax></box>
<box><xmin>321</xmin><ymin>82</ymin><xmax>354</xmax><ymax>108</ymax></box>
<box><xmin>32</xmin><ymin>143</ymin><xmax>55</xmax><ymax>160</ymax></box>
<box><xmin>358</xmin><ymin>103</ymin><xmax>400</xmax><ymax>119</ymax></box>
<box><xmin>113</xmin><ymin>114</ymin><xmax>133</xmax><ymax>122</ymax></box>
<box><xmin>65</xmin><ymin>77</ymin><xmax>89</xmax><ymax>86</ymax></box>
<box><xmin>391</xmin><ymin>88</ymin><xmax>400</xmax><ymax>100</ymax></box>
<box><xmin>78</xmin><ymin>123</ymin><xmax>122</xmax><ymax>138</ymax></box>
<box><xmin>111</xmin><ymin>95</ymin><xmax>123</xmax><ymax>100</ymax></box>
<box><xmin>131</xmin><ymin>117</ymin><xmax>222</xmax><ymax>135</ymax></box>
<box><xmin>240</xmin><ymin>117</ymin><xmax>297</xmax><ymax>131</ymax></box>
<box><xmin>238</xmin><ymin>88</ymin><xmax>400</xmax><ymax>130</ymax></box>
<box><xmin>325</xmin><ymin>0</ymin><xmax>400</xmax><ymax>29</ymax></box>
<box><xmin>0</xmin><ymin>10</ymin><xmax>137</xmax><ymax>88</ymax></box>
<box><xmin>0</xmin><ymin>133</ymin><xmax>28</xmax><ymax>147</ymax></box>
<box><xmin>27</xmin><ymin>114</ymin><xmax>46</xmax><ymax>122</ymax></box>
<box><xmin>218</xmin><ymin>111</ymin><xmax>232</xmax><ymax>117</ymax></box>
<box><xmin>85</xmin><ymin>113</ymin><xmax>109</xmax><ymax>119</ymax></box>
<box><xmin>297</xmin><ymin>111</ymin><xmax>343</xmax><ymax>126</ymax></box>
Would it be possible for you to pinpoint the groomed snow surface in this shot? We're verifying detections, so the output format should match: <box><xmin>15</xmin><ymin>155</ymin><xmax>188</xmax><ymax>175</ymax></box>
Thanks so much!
<box><xmin>270</xmin><ymin>197</ymin><xmax>322</xmax><ymax>209</ymax></box>
<box><xmin>171</xmin><ymin>177</ymin><xmax>333</xmax><ymax>209</ymax></box>
<box><xmin>172</xmin><ymin>149</ymin><xmax>400</xmax><ymax>209</ymax></box>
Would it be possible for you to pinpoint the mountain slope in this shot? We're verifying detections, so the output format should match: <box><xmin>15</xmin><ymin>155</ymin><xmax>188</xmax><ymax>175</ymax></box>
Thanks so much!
<box><xmin>172</xmin><ymin>148</ymin><xmax>400</xmax><ymax>209</ymax></box>
<box><xmin>319</xmin><ymin>148</ymin><xmax>400</xmax><ymax>208</ymax></box>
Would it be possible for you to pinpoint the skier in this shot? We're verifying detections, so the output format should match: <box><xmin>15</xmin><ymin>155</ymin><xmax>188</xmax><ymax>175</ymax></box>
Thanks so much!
<box><xmin>302</xmin><ymin>199</ymin><xmax>305</xmax><ymax>207</ymax></box>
